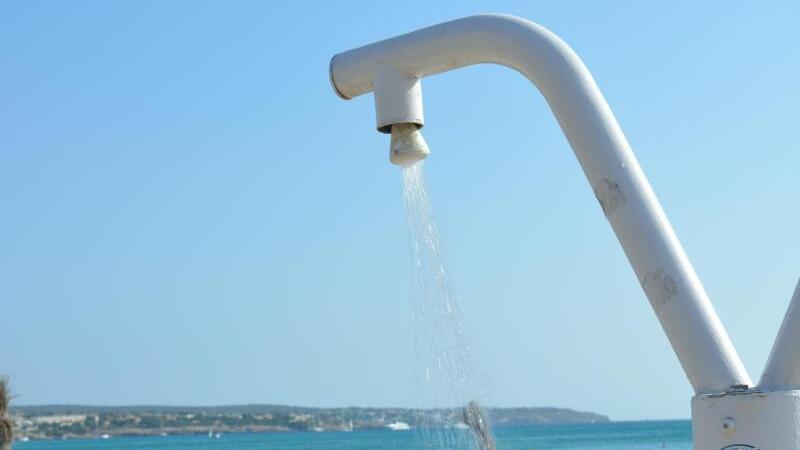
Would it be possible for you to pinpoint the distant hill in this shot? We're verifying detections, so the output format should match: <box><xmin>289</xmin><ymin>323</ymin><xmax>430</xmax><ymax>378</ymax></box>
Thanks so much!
<box><xmin>12</xmin><ymin>403</ymin><xmax>608</xmax><ymax>423</ymax></box>
<box><xmin>10</xmin><ymin>404</ymin><xmax>609</xmax><ymax>440</ymax></box>
<box><xmin>486</xmin><ymin>406</ymin><xmax>608</xmax><ymax>425</ymax></box>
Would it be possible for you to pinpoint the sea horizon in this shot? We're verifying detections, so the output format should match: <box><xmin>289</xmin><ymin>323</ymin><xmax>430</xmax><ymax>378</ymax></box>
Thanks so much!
<box><xmin>11</xmin><ymin>420</ymin><xmax>695</xmax><ymax>449</ymax></box>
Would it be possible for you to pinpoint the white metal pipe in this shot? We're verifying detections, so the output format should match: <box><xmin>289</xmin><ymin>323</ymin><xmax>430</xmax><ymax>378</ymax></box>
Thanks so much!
<box><xmin>330</xmin><ymin>14</ymin><xmax>752</xmax><ymax>393</ymax></box>
<box><xmin>760</xmin><ymin>279</ymin><xmax>800</xmax><ymax>390</ymax></box>
<box><xmin>372</xmin><ymin>65</ymin><xmax>424</xmax><ymax>133</ymax></box>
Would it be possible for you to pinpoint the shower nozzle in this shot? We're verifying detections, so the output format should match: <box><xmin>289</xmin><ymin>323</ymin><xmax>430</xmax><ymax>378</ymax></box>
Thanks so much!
<box><xmin>389</xmin><ymin>123</ymin><xmax>429</xmax><ymax>166</ymax></box>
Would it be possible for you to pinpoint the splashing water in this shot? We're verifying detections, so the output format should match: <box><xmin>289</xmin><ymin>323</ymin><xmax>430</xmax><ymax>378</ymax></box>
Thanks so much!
<box><xmin>401</xmin><ymin>162</ymin><xmax>494</xmax><ymax>450</ymax></box>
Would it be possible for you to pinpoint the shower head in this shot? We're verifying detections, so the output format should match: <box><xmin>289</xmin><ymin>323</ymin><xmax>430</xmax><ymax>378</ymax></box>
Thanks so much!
<box><xmin>389</xmin><ymin>123</ymin><xmax>429</xmax><ymax>166</ymax></box>
<box><xmin>329</xmin><ymin>60</ymin><xmax>428</xmax><ymax>165</ymax></box>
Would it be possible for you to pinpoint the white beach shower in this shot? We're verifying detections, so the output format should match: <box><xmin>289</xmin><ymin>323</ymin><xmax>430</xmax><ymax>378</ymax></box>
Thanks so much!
<box><xmin>330</xmin><ymin>14</ymin><xmax>800</xmax><ymax>449</ymax></box>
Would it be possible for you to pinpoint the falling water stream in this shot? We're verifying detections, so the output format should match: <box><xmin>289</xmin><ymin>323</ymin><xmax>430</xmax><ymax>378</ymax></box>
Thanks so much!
<box><xmin>401</xmin><ymin>162</ymin><xmax>495</xmax><ymax>450</ymax></box>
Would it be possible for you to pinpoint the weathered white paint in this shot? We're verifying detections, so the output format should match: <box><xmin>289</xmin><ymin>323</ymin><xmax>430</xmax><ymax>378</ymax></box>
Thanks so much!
<box><xmin>329</xmin><ymin>13</ymin><xmax>751</xmax><ymax>394</ymax></box>
<box><xmin>692</xmin><ymin>388</ymin><xmax>800</xmax><ymax>449</ymax></box>
<box><xmin>389</xmin><ymin>123</ymin><xmax>429</xmax><ymax>166</ymax></box>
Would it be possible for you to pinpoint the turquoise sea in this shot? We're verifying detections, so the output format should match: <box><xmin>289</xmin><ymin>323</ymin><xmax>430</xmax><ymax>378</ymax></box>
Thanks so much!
<box><xmin>16</xmin><ymin>421</ymin><xmax>692</xmax><ymax>450</ymax></box>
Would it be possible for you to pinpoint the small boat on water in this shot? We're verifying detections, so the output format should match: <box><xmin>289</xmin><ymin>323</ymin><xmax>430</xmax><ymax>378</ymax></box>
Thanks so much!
<box><xmin>386</xmin><ymin>421</ymin><xmax>411</xmax><ymax>431</ymax></box>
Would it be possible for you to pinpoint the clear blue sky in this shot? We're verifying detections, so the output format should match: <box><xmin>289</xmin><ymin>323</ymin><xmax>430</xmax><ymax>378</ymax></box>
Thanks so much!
<box><xmin>1</xmin><ymin>1</ymin><xmax>798</xmax><ymax>421</ymax></box>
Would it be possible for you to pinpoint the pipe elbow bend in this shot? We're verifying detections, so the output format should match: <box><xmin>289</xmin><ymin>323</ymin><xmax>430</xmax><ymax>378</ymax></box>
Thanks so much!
<box><xmin>329</xmin><ymin>14</ymin><xmax>587</xmax><ymax>102</ymax></box>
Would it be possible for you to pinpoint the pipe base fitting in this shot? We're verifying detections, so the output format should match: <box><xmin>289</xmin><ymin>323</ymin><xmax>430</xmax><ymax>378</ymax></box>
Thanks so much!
<box><xmin>692</xmin><ymin>389</ymin><xmax>800</xmax><ymax>449</ymax></box>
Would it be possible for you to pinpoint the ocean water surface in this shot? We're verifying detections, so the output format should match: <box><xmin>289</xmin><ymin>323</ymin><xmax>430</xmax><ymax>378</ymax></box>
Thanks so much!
<box><xmin>16</xmin><ymin>420</ymin><xmax>692</xmax><ymax>450</ymax></box>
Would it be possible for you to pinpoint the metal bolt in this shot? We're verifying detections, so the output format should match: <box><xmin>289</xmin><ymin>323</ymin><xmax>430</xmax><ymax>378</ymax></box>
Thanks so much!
<box><xmin>722</xmin><ymin>417</ymin><xmax>736</xmax><ymax>434</ymax></box>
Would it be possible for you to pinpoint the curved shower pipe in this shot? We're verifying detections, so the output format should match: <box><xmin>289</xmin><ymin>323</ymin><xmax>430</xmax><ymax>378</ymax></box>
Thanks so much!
<box><xmin>329</xmin><ymin>14</ymin><xmax>800</xmax><ymax>449</ymax></box>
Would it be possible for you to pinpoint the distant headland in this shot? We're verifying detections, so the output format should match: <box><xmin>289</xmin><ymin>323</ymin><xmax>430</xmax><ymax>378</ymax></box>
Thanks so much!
<box><xmin>10</xmin><ymin>404</ymin><xmax>609</xmax><ymax>440</ymax></box>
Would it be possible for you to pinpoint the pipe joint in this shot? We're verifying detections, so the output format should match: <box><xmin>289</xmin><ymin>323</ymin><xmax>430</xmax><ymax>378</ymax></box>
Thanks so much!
<box><xmin>372</xmin><ymin>65</ymin><xmax>425</xmax><ymax>133</ymax></box>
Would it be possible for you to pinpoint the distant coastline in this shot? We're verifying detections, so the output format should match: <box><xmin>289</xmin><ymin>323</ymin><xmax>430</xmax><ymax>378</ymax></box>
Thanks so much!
<box><xmin>10</xmin><ymin>404</ymin><xmax>609</xmax><ymax>441</ymax></box>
